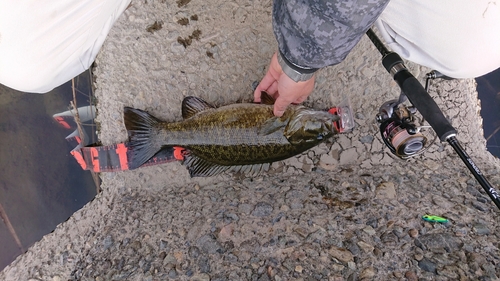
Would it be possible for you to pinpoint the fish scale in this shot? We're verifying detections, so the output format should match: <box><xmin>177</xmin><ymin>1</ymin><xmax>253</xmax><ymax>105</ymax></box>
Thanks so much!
<box><xmin>156</xmin><ymin>104</ymin><xmax>297</xmax><ymax>164</ymax></box>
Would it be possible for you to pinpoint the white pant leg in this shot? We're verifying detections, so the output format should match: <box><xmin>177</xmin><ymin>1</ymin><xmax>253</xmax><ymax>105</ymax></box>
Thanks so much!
<box><xmin>376</xmin><ymin>0</ymin><xmax>500</xmax><ymax>78</ymax></box>
<box><xmin>0</xmin><ymin>0</ymin><xmax>131</xmax><ymax>93</ymax></box>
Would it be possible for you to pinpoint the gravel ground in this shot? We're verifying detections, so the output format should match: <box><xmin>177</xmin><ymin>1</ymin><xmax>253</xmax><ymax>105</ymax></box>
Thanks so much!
<box><xmin>2</xmin><ymin>0</ymin><xmax>500</xmax><ymax>280</ymax></box>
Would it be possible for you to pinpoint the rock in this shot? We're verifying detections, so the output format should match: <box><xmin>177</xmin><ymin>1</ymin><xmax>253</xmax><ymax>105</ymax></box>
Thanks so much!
<box><xmin>197</xmin><ymin>235</ymin><xmax>223</xmax><ymax>254</ymax></box>
<box><xmin>415</xmin><ymin>233</ymin><xmax>461</xmax><ymax>253</ymax></box>
<box><xmin>339</xmin><ymin>148</ymin><xmax>358</xmax><ymax>165</ymax></box>
<box><xmin>191</xmin><ymin>273</ymin><xmax>211</xmax><ymax>281</ymax></box>
<box><xmin>293</xmin><ymin>227</ymin><xmax>310</xmax><ymax>238</ymax></box>
<box><xmin>238</xmin><ymin>203</ymin><xmax>254</xmax><ymax>215</ymax></box>
<box><xmin>319</xmin><ymin>153</ymin><xmax>338</xmax><ymax>171</ymax></box>
<box><xmin>168</xmin><ymin>269</ymin><xmax>178</xmax><ymax>278</ymax></box>
<box><xmin>375</xmin><ymin>182</ymin><xmax>396</xmax><ymax>199</ymax></box>
<box><xmin>404</xmin><ymin>271</ymin><xmax>418</xmax><ymax>281</ymax></box>
<box><xmin>472</xmin><ymin>222</ymin><xmax>490</xmax><ymax>235</ymax></box>
<box><xmin>355</xmin><ymin>112</ymin><xmax>366</xmax><ymax>119</ymax></box>
<box><xmin>359</xmin><ymin>267</ymin><xmax>376</xmax><ymax>279</ymax></box>
<box><xmin>219</xmin><ymin>224</ymin><xmax>234</xmax><ymax>241</ymax></box>
<box><xmin>356</xmin><ymin>241</ymin><xmax>374</xmax><ymax>253</ymax></box>
<box><xmin>328</xmin><ymin>247</ymin><xmax>354</xmax><ymax>263</ymax></box>
<box><xmin>188</xmin><ymin>246</ymin><xmax>201</xmax><ymax>259</ymax></box>
<box><xmin>359</xmin><ymin>135</ymin><xmax>374</xmax><ymax>144</ymax></box>
<box><xmin>481</xmin><ymin>262</ymin><xmax>499</xmax><ymax>279</ymax></box>
<box><xmin>362</xmin><ymin>226</ymin><xmax>376</xmax><ymax>236</ymax></box>
<box><xmin>198</xmin><ymin>256</ymin><xmax>211</xmax><ymax>273</ymax></box>
<box><xmin>437</xmin><ymin>265</ymin><xmax>459</xmax><ymax>279</ymax></box>
<box><xmin>408</xmin><ymin>228</ymin><xmax>419</xmax><ymax>238</ymax></box>
<box><xmin>103</xmin><ymin>235</ymin><xmax>114</xmax><ymax>250</ymax></box>
<box><xmin>251</xmin><ymin>202</ymin><xmax>274</xmax><ymax>217</ymax></box>
<box><xmin>418</xmin><ymin>258</ymin><xmax>437</xmax><ymax>273</ymax></box>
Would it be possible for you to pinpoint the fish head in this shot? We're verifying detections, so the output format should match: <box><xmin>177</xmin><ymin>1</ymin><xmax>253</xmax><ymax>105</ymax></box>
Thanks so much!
<box><xmin>284</xmin><ymin>107</ymin><xmax>340</xmax><ymax>145</ymax></box>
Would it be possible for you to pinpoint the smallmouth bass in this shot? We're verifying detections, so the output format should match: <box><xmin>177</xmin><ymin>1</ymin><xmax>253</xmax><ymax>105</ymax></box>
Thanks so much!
<box><xmin>124</xmin><ymin>92</ymin><xmax>339</xmax><ymax>177</ymax></box>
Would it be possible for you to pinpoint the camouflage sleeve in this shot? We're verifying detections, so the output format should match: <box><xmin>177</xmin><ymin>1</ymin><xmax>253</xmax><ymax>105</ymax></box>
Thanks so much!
<box><xmin>273</xmin><ymin>0</ymin><xmax>390</xmax><ymax>69</ymax></box>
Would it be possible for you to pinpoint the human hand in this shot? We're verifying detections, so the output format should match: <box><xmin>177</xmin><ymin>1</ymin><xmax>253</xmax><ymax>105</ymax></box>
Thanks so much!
<box><xmin>253</xmin><ymin>52</ymin><xmax>315</xmax><ymax>117</ymax></box>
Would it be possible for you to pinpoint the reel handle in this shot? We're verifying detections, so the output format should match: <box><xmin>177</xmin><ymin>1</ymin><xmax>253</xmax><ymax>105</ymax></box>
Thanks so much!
<box><xmin>393</xmin><ymin>69</ymin><xmax>457</xmax><ymax>141</ymax></box>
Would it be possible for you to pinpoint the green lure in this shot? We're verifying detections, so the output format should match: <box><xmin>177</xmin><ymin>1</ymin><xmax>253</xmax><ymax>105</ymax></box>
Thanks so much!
<box><xmin>422</xmin><ymin>215</ymin><xmax>449</xmax><ymax>223</ymax></box>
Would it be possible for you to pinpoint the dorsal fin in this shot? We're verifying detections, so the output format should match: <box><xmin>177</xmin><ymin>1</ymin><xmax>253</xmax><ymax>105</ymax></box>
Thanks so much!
<box><xmin>260</xmin><ymin>91</ymin><xmax>275</xmax><ymax>105</ymax></box>
<box><xmin>182</xmin><ymin>96</ymin><xmax>216</xmax><ymax>119</ymax></box>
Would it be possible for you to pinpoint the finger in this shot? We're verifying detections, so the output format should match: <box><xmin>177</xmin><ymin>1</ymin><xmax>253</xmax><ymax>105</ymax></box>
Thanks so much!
<box><xmin>267</xmin><ymin>81</ymin><xmax>279</xmax><ymax>96</ymax></box>
<box><xmin>253</xmin><ymin>72</ymin><xmax>277</xmax><ymax>102</ymax></box>
<box><xmin>273</xmin><ymin>96</ymin><xmax>294</xmax><ymax>117</ymax></box>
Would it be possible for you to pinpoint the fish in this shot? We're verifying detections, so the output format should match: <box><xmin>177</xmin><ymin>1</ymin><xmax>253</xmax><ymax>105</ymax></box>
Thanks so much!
<box><xmin>123</xmin><ymin>91</ymin><xmax>340</xmax><ymax>177</ymax></box>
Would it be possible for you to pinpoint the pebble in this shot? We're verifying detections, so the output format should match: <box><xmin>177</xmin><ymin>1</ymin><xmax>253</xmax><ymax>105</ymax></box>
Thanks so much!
<box><xmin>191</xmin><ymin>273</ymin><xmax>211</xmax><ymax>281</ymax></box>
<box><xmin>415</xmin><ymin>233</ymin><xmax>460</xmax><ymax>253</ymax></box>
<box><xmin>359</xmin><ymin>135</ymin><xmax>374</xmax><ymax>144</ymax></box>
<box><xmin>362</xmin><ymin>226</ymin><xmax>376</xmax><ymax>236</ymax></box>
<box><xmin>375</xmin><ymin>182</ymin><xmax>396</xmax><ymax>199</ymax></box>
<box><xmin>359</xmin><ymin>267</ymin><xmax>376</xmax><ymax>279</ymax></box>
<box><xmin>329</xmin><ymin>247</ymin><xmax>354</xmax><ymax>263</ymax></box>
<box><xmin>103</xmin><ymin>235</ymin><xmax>114</xmax><ymax>250</ymax></box>
<box><xmin>197</xmin><ymin>235</ymin><xmax>222</xmax><ymax>254</ymax></box>
<box><xmin>472</xmin><ymin>222</ymin><xmax>490</xmax><ymax>235</ymax></box>
<box><xmin>356</xmin><ymin>241</ymin><xmax>374</xmax><ymax>253</ymax></box>
<box><xmin>408</xmin><ymin>228</ymin><xmax>418</xmax><ymax>238</ymax></box>
<box><xmin>347</xmin><ymin>261</ymin><xmax>356</xmax><ymax>270</ymax></box>
<box><xmin>251</xmin><ymin>202</ymin><xmax>274</xmax><ymax>217</ymax></box>
<box><xmin>198</xmin><ymin>256</ymin><xmax>211</xmax><ymax>273</ymax></box>
<box><xmin>319</xmin><ymin>154</ymin><xmax>338</xmax><ymax>171</ymax></box>
<box><xmin>418</xmin><ymin>258</ymin><xmax>437</xmax><ymax>273</ymax></box>
<box><xmin>339</xmin><ymin>148</ymin><xmax>358</xmax><ymax>165</ymax></box>
<box><xmin>404</xmin><ymin>271</ymin><xmax>418</xmax><ymax>281</ymax></box>
<box><xmin>168</xmin><ymin>269</ymin><xmax>178</xmax><ymax>278</ymax></box>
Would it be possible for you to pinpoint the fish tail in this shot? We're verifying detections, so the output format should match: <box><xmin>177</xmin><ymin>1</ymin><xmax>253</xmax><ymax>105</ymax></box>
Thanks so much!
<box><xmin>124</xmin><ymin>107</ymin><xmax>163</xmax><ymax>169</ymax></box>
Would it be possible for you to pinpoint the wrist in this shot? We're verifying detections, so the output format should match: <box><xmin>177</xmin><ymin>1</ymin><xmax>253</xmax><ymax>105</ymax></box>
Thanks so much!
<box><xmin>277</xmin><ymin>51</ymin><xmax>318</xmax><ymax>82</ymax></box>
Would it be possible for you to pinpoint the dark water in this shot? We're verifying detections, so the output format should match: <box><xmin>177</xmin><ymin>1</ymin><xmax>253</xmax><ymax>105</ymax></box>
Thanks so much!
<box><xmin>476</xmin><ymin>67</ymin><xmax>500</xmax><ymax>158</ymax></box>
<box><xmin>0</xmin><ymin>70</ymin><xmax>98</xmax><ymax>270</ymax></box>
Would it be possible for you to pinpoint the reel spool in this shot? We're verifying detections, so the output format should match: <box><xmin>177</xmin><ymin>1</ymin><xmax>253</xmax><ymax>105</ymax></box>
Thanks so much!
<box><xmin>376</xmin><ymin>99</ymin><xmax>433</xmax><ymax>159</ymax></box>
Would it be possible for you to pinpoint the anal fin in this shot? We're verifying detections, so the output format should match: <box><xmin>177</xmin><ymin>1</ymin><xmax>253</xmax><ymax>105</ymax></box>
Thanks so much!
<box><xmin>183</xmin><ymin>153</ymin><xmax>231</xmax><ymax>177</ymax></box>
<box><xmin>183</xmin><ymin>153</ymin><xmax>272</xmax><ymax>177</ymax></box>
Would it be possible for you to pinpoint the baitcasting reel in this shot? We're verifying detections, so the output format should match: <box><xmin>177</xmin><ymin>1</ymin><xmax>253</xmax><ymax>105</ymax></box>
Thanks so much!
<box><xmin>376</xmin><ymin>96</ymin><xmax>434</xmax><ymax>159</ymax></box>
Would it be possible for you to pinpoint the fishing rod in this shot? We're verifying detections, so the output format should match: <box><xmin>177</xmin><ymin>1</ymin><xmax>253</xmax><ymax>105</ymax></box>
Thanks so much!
<box><xmin>366</xmin><ymin>28</ymin><xmax>500</xmax><ymax>210</ymax></box>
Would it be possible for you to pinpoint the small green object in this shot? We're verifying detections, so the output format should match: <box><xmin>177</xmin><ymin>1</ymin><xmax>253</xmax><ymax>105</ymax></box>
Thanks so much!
<box><xmin>422</xmin><ymin>215</ymin><xmax>449</xmax><ymax>223</ymax></box>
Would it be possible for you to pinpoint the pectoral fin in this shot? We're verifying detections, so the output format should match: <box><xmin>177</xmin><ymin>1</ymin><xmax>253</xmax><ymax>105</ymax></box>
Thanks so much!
<box><xmin>259</xmin><ymin>117</ymin><xmax>287</xmax><ymax>136</ymax></box>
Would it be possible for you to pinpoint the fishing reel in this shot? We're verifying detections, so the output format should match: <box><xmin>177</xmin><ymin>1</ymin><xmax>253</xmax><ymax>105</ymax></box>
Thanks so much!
<box><xmin>376</xmin><ymin>97</ymin><xmax>433</xmax><ymax>159</ymax></box>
